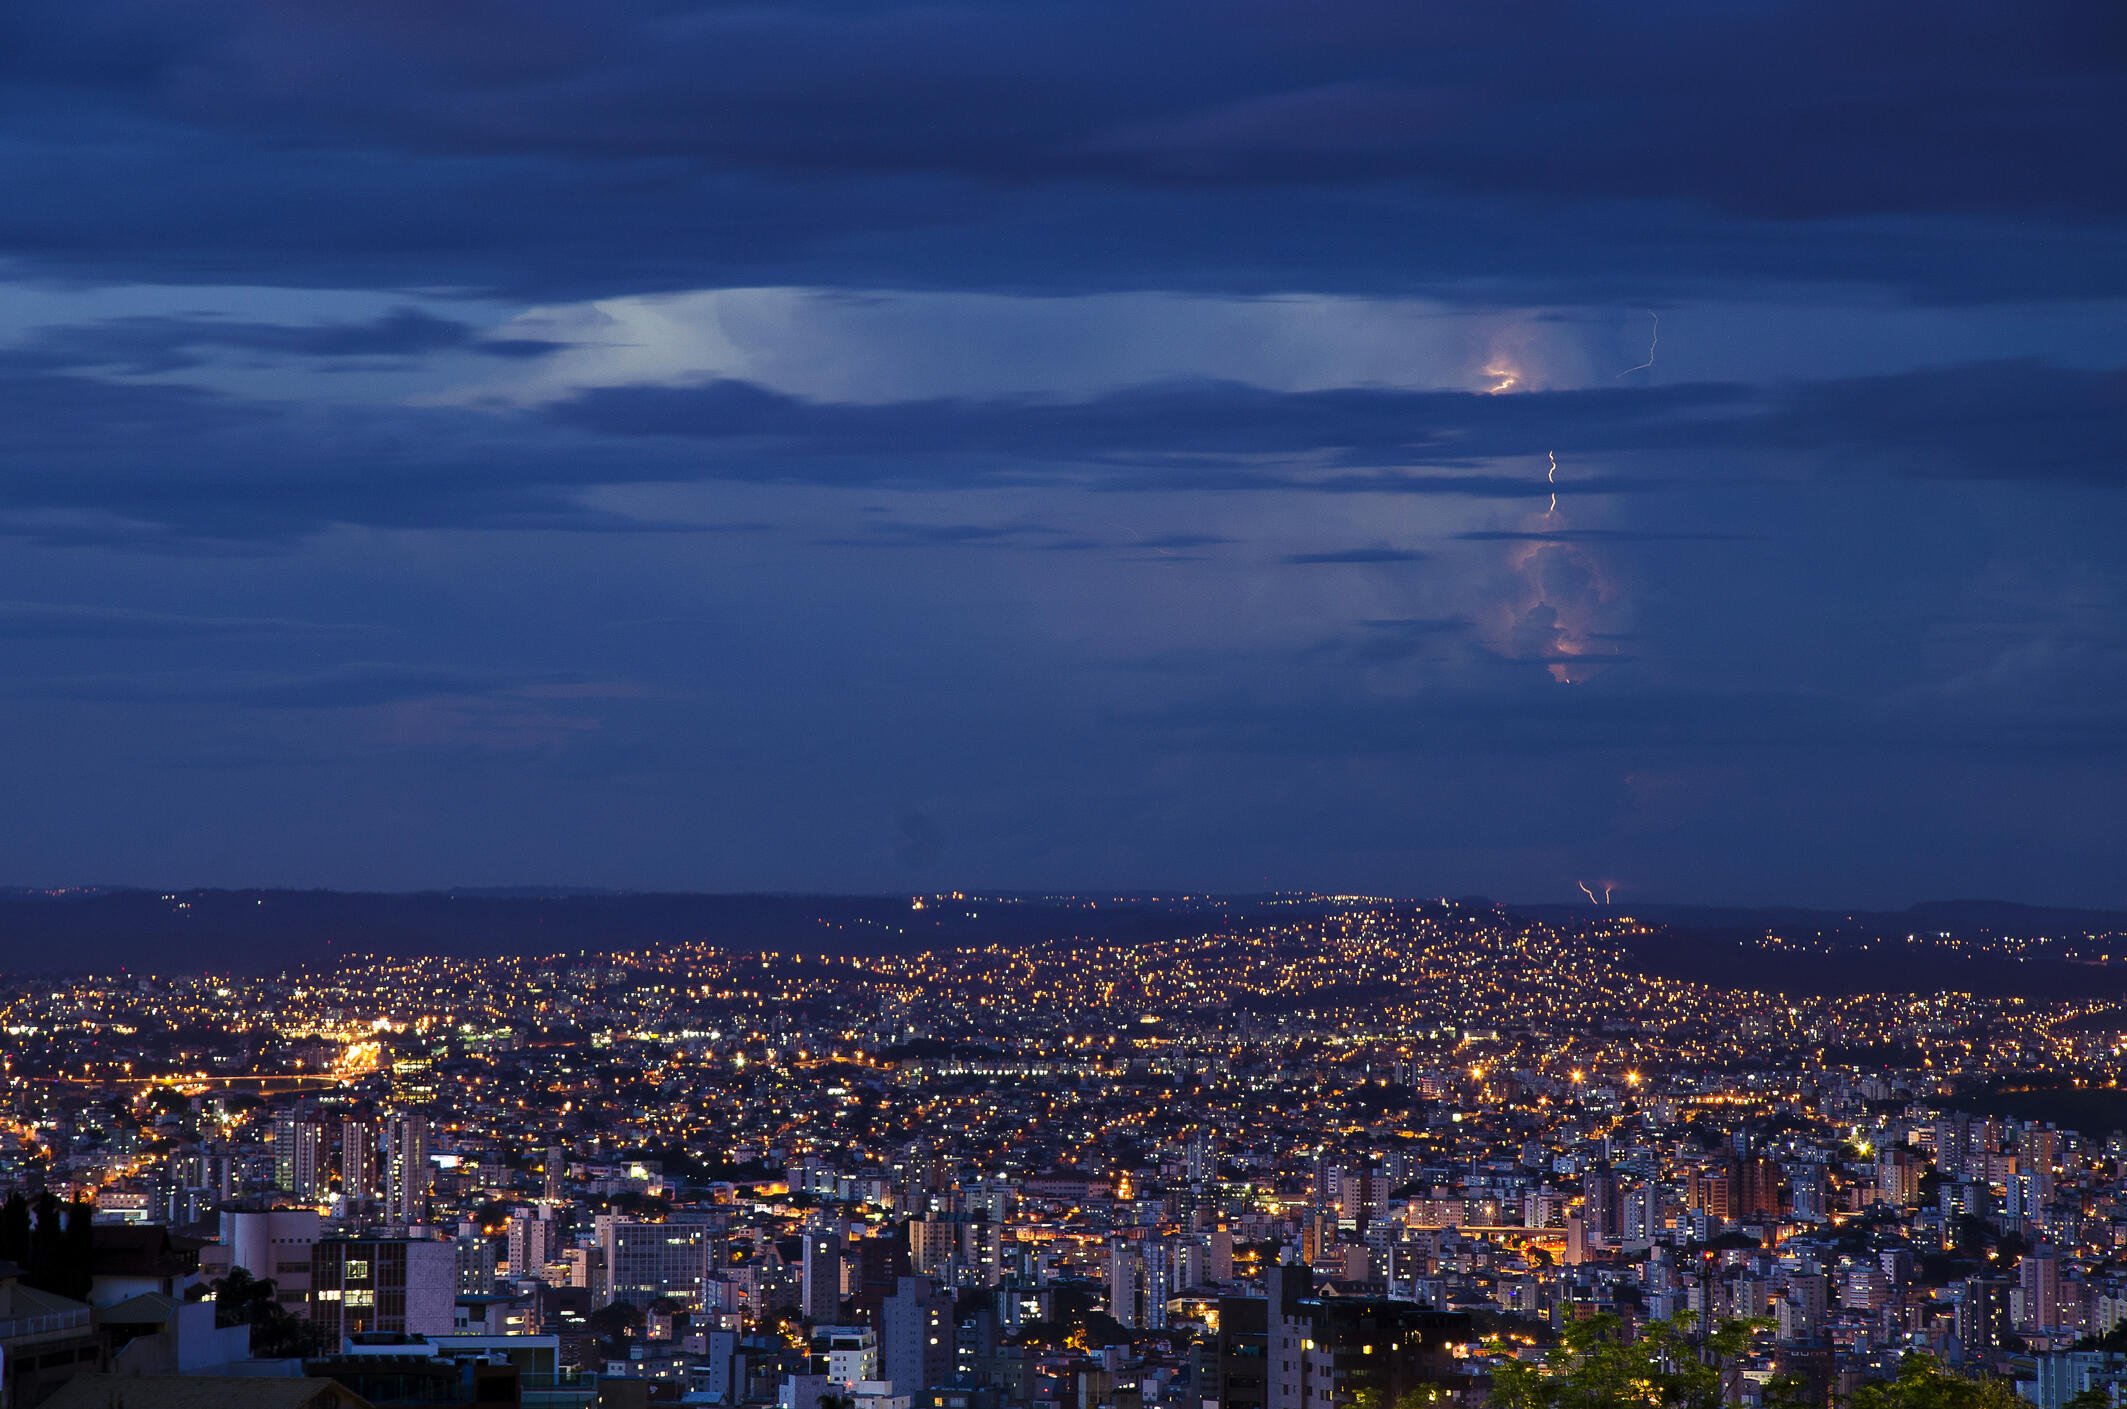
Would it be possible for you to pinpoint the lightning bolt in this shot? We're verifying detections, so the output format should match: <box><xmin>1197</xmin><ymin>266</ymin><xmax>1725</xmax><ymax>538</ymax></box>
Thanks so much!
<box><xmin>1602</xmin><ymin>884</ymin><xmax>1614</xmax><ymax>905</ymax></box>
<box><xmin>1577</xmin><ymin>881</ymin><xmax>1599</xmax><ymax>905</ymax></box>
<box><xmin>1546</xmin><ymin>450</ymin><xmax>1559</xmax><ymax>517</ymax></box>
<box><xmin>1617</xmin><ymin>310</ymin><xmax>1659</xmax><ymax>379</ymax></box>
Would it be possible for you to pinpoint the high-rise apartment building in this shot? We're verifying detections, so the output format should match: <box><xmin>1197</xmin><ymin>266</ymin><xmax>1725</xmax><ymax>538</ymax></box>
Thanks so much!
<box><xmin>340</xmin><ymin>1118</ymin><xmax>379</xmax><ymax>1204</ymax></box>
<box><xmin>383</xmin><ymin>1113</ymin><xmax>429</xmax><ymax>1223</ymax></box>
<box><xmin>1109</xmin><ymin>1236</ymin><xmax>1173</xmax><ymax>1330</ymax></box>
<box><xmin>272</xmin><ymin>1109</ymin><xmax>326</xmax><ymax>1200</ymax></box>
<box><xmin>543</xmin><ymin>1144</ymin><xmax>565</xmax><ymax>1206</ymax></box>
<box><xmin>507</xmin><ymin>1206</ymin><xmax>556</xmax><ymax>1279</ymax></box>
<box><xmin>879</xmin><ymin>1274</ymin><xmax>953</xmax><ymax>1395</ymax></box>
<box><xmin>800</xmin><ymin>1230</ymin><xmax>842</xmax><ymax>1323</ymax></box>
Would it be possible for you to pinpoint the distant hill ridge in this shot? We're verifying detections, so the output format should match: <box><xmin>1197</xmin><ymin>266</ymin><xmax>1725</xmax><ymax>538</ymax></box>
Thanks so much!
<box><xmin>0</xmin><ymin>888</ymin><xmax>1290</xmax><ymax>975</ymax></box>
<box><xmin>1</xmin><ymin>888</ymin><xmax>2121</xmax><ymax>982</ymax></box>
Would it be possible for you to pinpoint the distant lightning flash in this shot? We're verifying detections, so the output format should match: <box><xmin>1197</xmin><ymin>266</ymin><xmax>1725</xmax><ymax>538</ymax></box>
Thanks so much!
<box><xmin>1602</xmin><ymin>884</ymin><xmax>1614</xmax><ymax>904</ymax></box>
<box><xmin>1546</xmin><ymin>450</ymin><xmax>1559</xmax><ymax>517</ymax></box>
<box><xmin>1617</xmin><ymin>310</ymin><xmax>1659</xmax><ymax>379</ymax></box>
<box><xmin>1577</xmin><ymin>881</ymin><xmax>1599</xmax><ymax>905</ymax></box>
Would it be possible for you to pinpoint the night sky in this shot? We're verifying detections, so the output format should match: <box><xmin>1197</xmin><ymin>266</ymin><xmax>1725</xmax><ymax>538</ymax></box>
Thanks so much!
<box><xmin>2</xmin><ymin>3</ymin><xmax>2124</xmax><ymax>904</ymax></box>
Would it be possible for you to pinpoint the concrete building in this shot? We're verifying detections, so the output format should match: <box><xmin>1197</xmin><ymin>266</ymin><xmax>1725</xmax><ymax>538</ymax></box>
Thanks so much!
<box><xmin>879</xmin><ymin>1274</ymin><xmax>952</xmax><ymax>1396</ymax></box>
<box><xmin>597</xmin><ymin>1216</ymin><xmax>712</xmax><ymax>1309</ymax></box>
<box><xmin>814</xmin><ymin>1324</ymin><xmax>880</xmax><ymax>1388</ymax></box>
<box><xmin>309</xmin><ymin>1236</ymin><xmax>456</xmax><ymax>1343</ymax></box>
<box><xmin>220</xmin><ymin>1208</ymin><xmax>322</xmax><ymax>1319</ymax></box>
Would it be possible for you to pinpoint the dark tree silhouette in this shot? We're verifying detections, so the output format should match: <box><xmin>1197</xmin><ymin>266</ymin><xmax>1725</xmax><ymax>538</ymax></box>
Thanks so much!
<box><xmin>212</xmin><ymin>1267</ymin><xmax>324</xmax><ymax>1357</ymax></box>
<box><xmin>24</xmin><ymin>1193</ymin><xmax>91</xmax><ymax>1300</ymax></box>
<box><xmin>0</xmin><ymin>1193</ymin><xmax>30</xmax><ymax>1266</ymax></box>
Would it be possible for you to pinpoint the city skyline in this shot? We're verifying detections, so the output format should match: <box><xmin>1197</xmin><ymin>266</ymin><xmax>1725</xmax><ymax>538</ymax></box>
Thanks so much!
<box><xmin>5</xmin><ymin>899</ymin><xmax>2127</xmax><ymax>1407</ymax></box>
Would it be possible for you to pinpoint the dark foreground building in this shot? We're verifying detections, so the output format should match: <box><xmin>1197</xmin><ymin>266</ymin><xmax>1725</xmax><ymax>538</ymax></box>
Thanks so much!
<box><xmin>1213</xmin><ymin>1264</ymin><xmax>1466</xmax><ymax>1409</ymax></box>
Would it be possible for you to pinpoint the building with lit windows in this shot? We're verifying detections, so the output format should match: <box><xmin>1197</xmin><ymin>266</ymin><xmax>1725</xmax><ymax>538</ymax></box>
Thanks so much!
<box><xmin>309</xmin><ymin>1237</ymin><xmax>455</xmax><ymax>1344</ymax></box>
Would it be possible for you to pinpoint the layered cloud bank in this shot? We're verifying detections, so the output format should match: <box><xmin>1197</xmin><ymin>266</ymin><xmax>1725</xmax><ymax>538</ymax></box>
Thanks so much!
<box><xmin>0</xmin><ymin>1</ymin><xmax>2122</xmax><ymax>900</ymax></box>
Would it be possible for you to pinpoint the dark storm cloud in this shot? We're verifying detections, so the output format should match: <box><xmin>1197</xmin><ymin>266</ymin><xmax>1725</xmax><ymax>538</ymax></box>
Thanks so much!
<box><xmin>547</xmin><ymin>362</ymin><xmax>2127</xmax><ymax>487</ymax></box>
<box><xmin>0</xmin><ymin>372</ymin><xmax>248</xmax><ymax>449</ymax></box>
<box><xmin>9</xmin><ymin>0</ymin><xmax>2118</xmax><ymax>213</ymax></box>
<box><xmin>3</xmin><ymin>309</ymin><xmax>558</xmax><ymax>376</ymax></box>
<box><xmin>1753</xmin><ymin>362</ymin><xmax>2127</xmax><ymax>486</ymax></box>
<box><xmin>1135</xmin><ymin>533</ymin><xmax>1233</xmax><ymax>550</ymax></box>
<box><xmin>813</xmin><ymin>520</ymin><xmax>1096</xmax><ymax>550</ymax></box>
<box><xmin>2</xmin><ymin>359</ymin><xmax>2122</xmax><ymax>544</ymax></box>
<box><xmin>545</xmin><ymin>375</ymin><xmax>1735</xmax><ymax>469</ymax></box>
<box><xmin>1279</xmin><ymin>548</ymin><xmax>1431</xmax><ymax>565</ymax></box>
<box><xmin>0</xmin><ymin>370</ymin><xmax>700</xmax><ymax>542</ymax></box>
<box><xmin>0</xmin><ymin>1</ymin><xmax>2121</xmax><ymax>299</ymax></box>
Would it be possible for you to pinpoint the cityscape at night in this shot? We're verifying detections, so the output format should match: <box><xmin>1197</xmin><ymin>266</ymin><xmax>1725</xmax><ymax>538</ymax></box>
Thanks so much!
<box><xmin>4</xmin><ymin>0</ymin><xmax>2126</xmax><ymax>1407</ymax></box>
<box><xmin>4</xmin><ymin>895</ymin><xmax>2127</xmax><ymax>1407</ymax></box>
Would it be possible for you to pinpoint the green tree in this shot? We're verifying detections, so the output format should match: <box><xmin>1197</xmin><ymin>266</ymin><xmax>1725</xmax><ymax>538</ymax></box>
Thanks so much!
<box><xmin>1848</xmin><ymin>1354</ymin><xmax>2022</xmax><ymax>1409</ymax></box>
<box><xmin>1352</xmin><ymin>1389</ymin><xmax>1451</xmax><ymax>1409</ymax></box>
<box><xmin>1488</xmin><ymin>1314</ymin><xmax>1759</xmax><ymax>1409</ymax></box>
